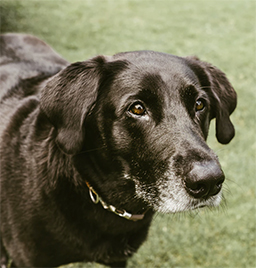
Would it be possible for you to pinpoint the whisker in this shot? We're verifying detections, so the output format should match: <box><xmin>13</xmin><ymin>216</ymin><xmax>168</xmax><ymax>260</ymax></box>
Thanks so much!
<box><xmin>199</xmin><ymin>85</ymin><xmax>212</xmax><ymax>90</ymax></box>
<box><xmin>214</xmin><ymin>147</ymin><xmax>230</xmax><ymax>154</ymax></box>
<box><xmin>225</xmin><ymin>177</ymin><xmax>239</xmax><ymax>187</ymax></box>
<box><xmin>75</xmin><ymin>146</ymin><xmax>107</xmax><ymax>155</ymax></box>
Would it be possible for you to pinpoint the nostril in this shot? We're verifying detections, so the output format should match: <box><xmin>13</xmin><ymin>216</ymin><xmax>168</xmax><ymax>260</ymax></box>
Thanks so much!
<box><xmin>185</xmin><ymin>180</ymin><xmax>202</xmax><ymax>192</ymax></box>
<box><xmin>185</xmin><ymin>180</ymin><xmax>209</xmax><ymax>198</ymax></box>
<box><xmin>212</xmin><ymin>176</ymin><xmax>225</xmax><ymax>196</ymax></box>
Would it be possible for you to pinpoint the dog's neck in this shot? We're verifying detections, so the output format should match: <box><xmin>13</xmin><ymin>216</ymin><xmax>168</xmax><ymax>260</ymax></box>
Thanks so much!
<box><xmin>85</xmin><ymin>181</ymin><xmax>147</xmax><ymax>221</ymax></box>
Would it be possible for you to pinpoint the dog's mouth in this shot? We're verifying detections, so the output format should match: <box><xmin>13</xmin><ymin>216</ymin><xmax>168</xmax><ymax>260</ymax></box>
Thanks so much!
<box><xmin>190</xmin><ymin>203</ymin><xmax>209</xmax><ymax>211</ymax></box>
<box><xmin>148</xmin><ymin>184</ymin><xmax>223</xmax><ymax>214</ymax></box>
<box><xmin>192</xmin><ymin>204</ymin><xmax>207</xmax><ymax>209</ymax></box>
<box><xmin>186</xmin><ymin>193</ymin><xmax>223</xmax><ymax>211</ymax></box>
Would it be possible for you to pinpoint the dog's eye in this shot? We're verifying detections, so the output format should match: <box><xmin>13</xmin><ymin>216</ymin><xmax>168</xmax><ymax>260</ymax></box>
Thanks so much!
<box><xmin>129</xmin><ymin>102</ymin><xmax>146</xmax><ymax>116</ymax></box>
<box><xmin>195</xmin><ymin>99</ymin><xmax>205</xmax><ymax>112</ymax></box>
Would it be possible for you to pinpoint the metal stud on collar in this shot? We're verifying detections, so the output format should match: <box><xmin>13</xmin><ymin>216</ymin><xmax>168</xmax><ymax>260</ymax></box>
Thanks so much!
<box><xmin>88</xmin><ymin>185</ymin><xmax>99</xmax><ymax>204</ymax></box>
<box><xmin>85</xmin><ymin>181</ymin><xmax>146</xmax><ymax>221</ymax></box>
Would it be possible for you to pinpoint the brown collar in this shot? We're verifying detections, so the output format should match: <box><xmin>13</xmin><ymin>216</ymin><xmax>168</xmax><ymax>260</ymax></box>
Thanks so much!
<box><xmin>85</xmin><ymin>181</ymin><xmax>147</xmax><ymax>221</ymax></box>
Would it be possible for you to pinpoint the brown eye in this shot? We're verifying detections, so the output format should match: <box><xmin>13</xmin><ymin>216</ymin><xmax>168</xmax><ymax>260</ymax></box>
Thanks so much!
<box><xmin>129</xmin><ymin>102</ymin><xmax>146</xmax><ymax>116</ymax></box>
<box><xmin>195</xmin><ymin>99</ymin><xmax>205</xmax><ymax>112</ymax></box>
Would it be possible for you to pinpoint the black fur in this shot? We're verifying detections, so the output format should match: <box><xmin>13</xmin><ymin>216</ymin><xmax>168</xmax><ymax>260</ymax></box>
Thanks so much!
<box><xmin>0</xmin><ymin>34</ymin><xmax>237</xmax><ymax>267</ymax></box>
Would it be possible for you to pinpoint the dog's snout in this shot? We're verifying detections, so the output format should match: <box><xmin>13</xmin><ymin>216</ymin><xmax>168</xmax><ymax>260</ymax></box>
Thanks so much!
<box><xmin>185</xmin><ymin>161</ymin><xmax>225</xmax><ymax>199</ymax></box>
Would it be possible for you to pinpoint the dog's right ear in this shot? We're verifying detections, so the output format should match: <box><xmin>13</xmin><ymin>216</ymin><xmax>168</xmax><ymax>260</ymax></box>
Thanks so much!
<box><xmin>40</xmin><ymin>56</ymin><xmax>108</xmax><ymax>155</ymax></box>
<box><xmin>186</xmin><ymin>56</ymin><xmax>237</xmax><ymax>144</ymax></box>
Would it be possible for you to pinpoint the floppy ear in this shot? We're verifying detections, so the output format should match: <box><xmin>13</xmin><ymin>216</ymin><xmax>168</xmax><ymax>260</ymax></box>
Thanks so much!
<box><xmin>40</xmin><ymin>56</ymin><xmax>107</xmax><ymax>155</ymax></box>
<box><xmin>204</xmin><ymin>63</ymin><xmax>237</xmax><ymax>144</ymax></box>
<box><xmin>187</xmin><ymin>57</ymin><xmax>237</xmax><ymax>144</ymax></box>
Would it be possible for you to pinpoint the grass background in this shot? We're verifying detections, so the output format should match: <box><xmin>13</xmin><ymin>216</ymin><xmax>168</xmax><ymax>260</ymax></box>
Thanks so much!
<box><xmin>0</xmin><ymin>0</ymin><xmax>255</xmax><ymax>267</ymax></box>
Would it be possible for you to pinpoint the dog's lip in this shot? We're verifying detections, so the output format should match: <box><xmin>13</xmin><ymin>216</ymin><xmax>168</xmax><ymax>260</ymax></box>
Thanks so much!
<box><xmin>192</xmin><ymin>204</ymin><xmax>207</xmax><ymax>209</ymax></box>
<box><xmin>190</xmin><ymin>199</ymin><xmax>211</xmax><ymax>210</ymax></box>
<box><xmin>190</xmin><ymin>197</ymin><xmax>219</xmax><ymax>210</ymax></box>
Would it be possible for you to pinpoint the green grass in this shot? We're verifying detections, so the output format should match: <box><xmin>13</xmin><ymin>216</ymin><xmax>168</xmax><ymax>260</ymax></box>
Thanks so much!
<box><xmin>1</xmin><ymin>0</ymin><xmax>255</xmax><ymax>267</ymax></box>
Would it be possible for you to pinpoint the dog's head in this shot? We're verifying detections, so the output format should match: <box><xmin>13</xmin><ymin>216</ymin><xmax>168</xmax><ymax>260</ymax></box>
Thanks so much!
<box><xmin>40</xmin><ymin>51</ymin><xmax>236</xmax><ymax>214</ymax></box>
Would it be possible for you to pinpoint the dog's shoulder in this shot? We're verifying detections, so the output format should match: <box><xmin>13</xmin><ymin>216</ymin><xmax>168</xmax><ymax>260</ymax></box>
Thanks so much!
<box><xmin>0</xmin><ymin>33</ymin><xmax>69</xmax><ymax>99</ymax></box>
<box><xmin>0</xmin><ymin>34</ymin><xmax>69</xmax><ymax>142</ymax></box>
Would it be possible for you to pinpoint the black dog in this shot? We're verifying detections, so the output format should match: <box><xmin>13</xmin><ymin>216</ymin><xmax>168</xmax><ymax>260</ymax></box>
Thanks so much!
<box><xmin>0</xmin><ymin>33</ymin><xmax>237</xmax><ymax>268</ymax></box>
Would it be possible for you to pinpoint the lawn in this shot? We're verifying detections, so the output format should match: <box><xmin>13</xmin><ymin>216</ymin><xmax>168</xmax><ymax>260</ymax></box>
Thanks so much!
<box><xmin>1</xmin><ymin>0</ymin><xmax>255</xmax><ymax>267</ymax></box>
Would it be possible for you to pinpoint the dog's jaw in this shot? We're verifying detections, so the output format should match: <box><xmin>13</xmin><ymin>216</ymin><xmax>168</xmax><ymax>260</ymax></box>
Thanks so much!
<box><xmin>155</xmin><ymin>179</ymin><xmax>223</xmax><ymax>213</ymax></box>
<box><xmin>132</xmin><ymin>169</ymin><xmax>223</xmax><ymax>214</ymax></box>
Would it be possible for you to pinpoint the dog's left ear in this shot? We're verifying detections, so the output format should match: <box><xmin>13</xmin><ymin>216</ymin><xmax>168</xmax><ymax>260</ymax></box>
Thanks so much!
<box><xmin>187</xmin><ymin>57</ymin><xmax>237</xmax><ymax>144</ymax></box>
<box><xmin>40</xmin><ymin>56</ymin><xmax>107</xmax><ymax>155</ymax></box>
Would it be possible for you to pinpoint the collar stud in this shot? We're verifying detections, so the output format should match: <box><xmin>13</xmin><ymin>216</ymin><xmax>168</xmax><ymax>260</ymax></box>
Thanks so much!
<box><xmin>85</xmin><ymin>181</ymin><xmax>147</xmax><ymax>221</ymax></box>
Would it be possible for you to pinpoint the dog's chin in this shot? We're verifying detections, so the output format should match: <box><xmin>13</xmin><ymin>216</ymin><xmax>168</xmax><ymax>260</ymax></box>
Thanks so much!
<box><xmin>152</xmin><ymin>191</ymin><xmax>223</xmax><ymax>214</ymax></box>
<box><xmin>133</xmin><ymin>175</ymin><xmax>223</xmax><ymax>214</ymax></box>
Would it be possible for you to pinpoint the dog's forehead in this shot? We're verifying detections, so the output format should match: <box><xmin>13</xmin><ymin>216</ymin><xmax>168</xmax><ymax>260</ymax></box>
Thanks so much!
<box><xmin>111</xmin><ymin>51</ymin><xmax>199</xmax><ymax>94</ymax></box>
<box><xmin>113</xmin><ymin>51</ymin><xmax>192</xmax><ymax>73</ymax></box>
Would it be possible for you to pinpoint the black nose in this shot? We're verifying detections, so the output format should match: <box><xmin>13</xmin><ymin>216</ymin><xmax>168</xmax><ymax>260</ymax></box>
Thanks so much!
<box><xmin>185</xmin><ymin>161</ymin><xmax>225</xmax><ymax>199</ymax></box>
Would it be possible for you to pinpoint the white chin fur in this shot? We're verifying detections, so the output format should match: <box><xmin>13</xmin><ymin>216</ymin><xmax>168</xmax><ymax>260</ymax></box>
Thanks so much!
<box><xmin>134</xmin><ymin>172</ymin><xmax>223</xmax><ymax>214</ymax></box>
<box><xmin>155</xmin><ymin>190</ymin><xmax>223</xmax><ymax>214</ymax></box>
